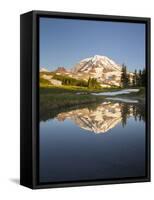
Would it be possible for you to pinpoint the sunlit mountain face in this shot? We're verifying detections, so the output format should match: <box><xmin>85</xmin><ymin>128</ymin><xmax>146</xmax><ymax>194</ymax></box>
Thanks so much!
<box><xmin>40</xmin><ymin>55</ymin><xmax>134</xmax><ymax>87</ymax></box>
<box><xmin>56</xmin><ymin>102</ymin><xmax>122</xmax><ymax>133</ymax></box>
<box><xmin>55</xmin><ymin>102</ymin><xmax>145</xmax><ymax>134</ymax></box>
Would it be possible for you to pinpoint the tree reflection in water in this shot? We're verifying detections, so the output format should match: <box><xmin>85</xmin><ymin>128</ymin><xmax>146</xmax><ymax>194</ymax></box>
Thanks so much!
<box><xmin>40</xmin><ymin>100</ymin><xmax>145</xmax><ymax>134</ymax></box>
<box><xmin>121</xmin><ymin>102</ymin><xmax>145</xmax><ymax>128</ymax></box>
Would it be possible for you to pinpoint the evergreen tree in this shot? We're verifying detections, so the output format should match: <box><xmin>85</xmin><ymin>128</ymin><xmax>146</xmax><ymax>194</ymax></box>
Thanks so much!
<box><xmin>132</xmin><ymin>68</ymin><xmax>146</xmax><ymax>87</ymax></box>
<box><xmin>127</xmin><ymin>73</ymin><xmax>131</xmax><ymax>87</ymax></box>
<box><xmin>138</xmin><ymin>70</ymin><xmax>142</xmax><ymax>86</ymax></box>
<box><xmin>88</xmin><ymin>77</ymin><xmax>92</xmax><ymax>88</ymax></box>
<box><xmin>132</xmin><ymin>74</ymin><xmax>136</xmax><ymax>87</ymax></box>
<box><xmin>132</xmin><ymin>69</ymin><xmax>137</xmax><ymax>87</ymax></box>
<box><xmin>141</xmin><ymin>69</ymin><xmax>146</xmax><ymax>86</ymax></box>
<box><xmin>121</xmin><ymin>64</ymin><xmax>129</xmax><ymax>88</ymax></box>
<box><xmin>88</xmin><ymin>77</ymin><xmax>101</xmax><ymax>89</ymax></box>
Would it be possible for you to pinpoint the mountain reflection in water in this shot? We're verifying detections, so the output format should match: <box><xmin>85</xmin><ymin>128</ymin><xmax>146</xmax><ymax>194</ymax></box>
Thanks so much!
<box><xmin>39</xmin><ymin>100</ymin><xmax>146</xmax><ymax>182</ymax></box>
<box><xmin>51</xmin><ymin>101</ymin><xmax>145</xmax><ymax>134</ymax></box>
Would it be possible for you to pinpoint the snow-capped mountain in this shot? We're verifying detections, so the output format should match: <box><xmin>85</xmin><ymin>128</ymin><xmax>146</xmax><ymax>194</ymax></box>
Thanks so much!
<box><xmin>40</xmin><ymin>55</ymin><xmax>133</xmax><ymax>87</ymax></box>
<box><xmin>73</xmin><ymin>55</ymin><xmax>121</xmax><ymax>73</ymax></box>
<box><xmin>72</xmin><ymin>55</ymin><xmax>122</xmax><ymax>86</ymax></box>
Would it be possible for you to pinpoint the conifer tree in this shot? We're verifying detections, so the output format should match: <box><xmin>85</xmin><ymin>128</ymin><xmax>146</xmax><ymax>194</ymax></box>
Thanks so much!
<box><xmin>121</xmin><ymin>64</ymin><xmax>129</xmax><ymax>88</ymax></box>
<box><xmin>141</xmin><ymin>69</ymin><xmax>146</xmax><ymax>86</ymax></box>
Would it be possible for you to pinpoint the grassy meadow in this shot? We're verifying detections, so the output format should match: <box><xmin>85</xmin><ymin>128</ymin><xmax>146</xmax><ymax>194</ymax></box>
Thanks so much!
<box><xmin>39</xmin><ymin>71</ymin><xmax>145</xmax><ymax>121</ymax></box>
<box><xmin>40</xmin><ymin>84</ymin><xmax>144</xmax><ymax>115</ymax></box>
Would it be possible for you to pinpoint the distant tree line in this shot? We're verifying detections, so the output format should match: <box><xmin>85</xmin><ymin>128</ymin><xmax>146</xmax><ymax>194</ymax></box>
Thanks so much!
<box><xmin>87</xmin><ymin>77</ymin><xmax>101</xmax><ymax>89</ymax></box>
<box><xmin>53</xmin><ymin>74</ymin><xmax>101</xmax><ymax>89</ymax></box>
<box><xmin>132</xmin><ymin>68</ymin><xmax>146</xmax><ymax>87</ymax></box>
<box><xmin>53</xmin><ymin>74</ymin><xmax>88</xmax><ymax>87</ymax></box>
<box><xmin>121</xmin><ymin>64</ymin><xmax>146</xmax><ymax>88</ymax></box>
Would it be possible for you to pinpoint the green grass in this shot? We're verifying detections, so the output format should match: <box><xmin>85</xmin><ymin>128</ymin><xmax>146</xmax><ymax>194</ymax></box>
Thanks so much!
<box><xmin>40</xmin><ymin>77</ymin><xmax>52</xmax><ymax>87</ymax></box>
<box><xmin>40</xmin><ymin>85</ymin><xmax>145</xmax><ymax>121</ymax></box>
<box><xmin>40</xmin><ymin>85</ymin><xmax>145</xmax><ymax>110</ymax></box>
<box><xmin>40</xmin><ymin>87</ymin><xmax>106</xmax><ymax>109</ymax></box>
<box><xmin>40</xmin><ymin>86</ymin><xmax>108</xmax><ymax>121</ymax></box>
<box><xmin>40</xmin><ymin>71</ymin><xmax>54</xmax><ymax>76</ymax></box>
<box><xmin>40</xmin><ymin>84</ymin><xmax>121</xmax><ymax>94</ymax></box>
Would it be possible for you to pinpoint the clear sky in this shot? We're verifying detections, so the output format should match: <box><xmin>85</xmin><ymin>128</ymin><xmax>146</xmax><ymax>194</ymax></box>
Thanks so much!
<box><xmin>39</xmin><ymin>17</ymin><xmax>145</xmax><ymax>72</ymax></box>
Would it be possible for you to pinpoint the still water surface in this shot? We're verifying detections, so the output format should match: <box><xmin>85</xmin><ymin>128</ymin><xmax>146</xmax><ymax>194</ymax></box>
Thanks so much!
<box><xmin>39</xmin><ymin>100</ymin><xmax>146</xmax><ymax>183</ymax></box>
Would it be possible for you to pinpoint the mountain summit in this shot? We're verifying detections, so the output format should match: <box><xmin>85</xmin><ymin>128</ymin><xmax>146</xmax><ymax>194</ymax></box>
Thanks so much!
<box><xmin>73</xmin><ymin>55</ymin><xmax>121</xmax><ymax>73</ymax></box>
<box><xmin>72</xmin><ymin>55</ymin><xmax>122</xmax><ymax>86</ymax></box>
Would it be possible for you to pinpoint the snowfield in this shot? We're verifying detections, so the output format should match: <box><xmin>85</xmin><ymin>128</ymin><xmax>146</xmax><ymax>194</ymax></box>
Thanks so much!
<box><xmin>91</xmin><ymin>89</ymin><xmax>139</xmax><ymax>96</ymax></box>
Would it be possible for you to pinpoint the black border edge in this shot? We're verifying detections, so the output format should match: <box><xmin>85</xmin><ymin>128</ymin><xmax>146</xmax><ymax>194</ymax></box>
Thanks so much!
<box><xmin>21</xmin><ymin>10</ymin><xmax>151</xmax><ymax>189</ymax></box>
<box><xmin>20</xmin><ymin>11</ymin><xmax>33</xmax><ymax>188</ymax></box>
<box><xmin>32</xmin><ymin>10</ymin><xmax>150</xmax><ymax>22</ymax></box>
<box><xmin>146</xmin><ymin>17</ymin><xmax>151</xmax><ymax>182</ymax></box>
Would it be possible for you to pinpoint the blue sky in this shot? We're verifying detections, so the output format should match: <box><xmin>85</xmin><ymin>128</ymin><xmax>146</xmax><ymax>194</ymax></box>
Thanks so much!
<box><xmin>40</xmin><ymin>17</ymin><xmax>145</xmax><ymax>72</ymax></box>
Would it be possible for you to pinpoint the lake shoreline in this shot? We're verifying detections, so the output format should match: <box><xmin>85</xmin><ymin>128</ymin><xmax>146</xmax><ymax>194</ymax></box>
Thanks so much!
<box><xmin>40</xmin><ymin>86</ymin><xmax>145</xmax><ymax>121</ymax></box>
<box><xmin>40</xmin><ymin>87</ymin><xmax>145</xmax><ymax>109</ymax></box>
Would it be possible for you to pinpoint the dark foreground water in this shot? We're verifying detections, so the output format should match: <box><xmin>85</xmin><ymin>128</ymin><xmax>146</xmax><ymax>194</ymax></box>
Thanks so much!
<box><xmin>39</xmin><ymin>101</ymin><xmax>146</xmax><ymax>183</ymax></box>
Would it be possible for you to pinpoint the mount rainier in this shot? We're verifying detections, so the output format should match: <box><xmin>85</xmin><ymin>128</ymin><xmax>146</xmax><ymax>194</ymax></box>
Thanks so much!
<box><xmin>40</xmin><ymin>55</ymin><xmax>132</xmax><ymax>87</ymax></box>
